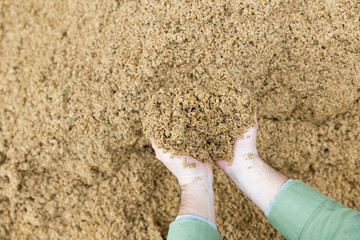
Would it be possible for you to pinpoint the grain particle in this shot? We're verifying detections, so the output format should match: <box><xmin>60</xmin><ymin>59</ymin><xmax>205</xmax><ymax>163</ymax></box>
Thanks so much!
<box><xmin>183</xmin><ymin>158</ymin><xmax>189</xmax><ymax>168</ymax></box>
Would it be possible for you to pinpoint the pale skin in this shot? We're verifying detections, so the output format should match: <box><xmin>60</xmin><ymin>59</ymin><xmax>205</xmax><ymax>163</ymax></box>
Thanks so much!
<box><xmin>151</xmin><ymin>139</ymin><xmax>216</xmax><ymax>223</ymax></box>
<box><xmin>151</xmin><ymin>113</ymin><xmax>288</xmax><ymax>224</ymax></box>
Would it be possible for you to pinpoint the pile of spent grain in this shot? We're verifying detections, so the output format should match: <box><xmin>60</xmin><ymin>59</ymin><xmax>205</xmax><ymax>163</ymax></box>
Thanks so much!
<box><xmin>0</xmin><ymin>0</ymin><xmax>359</xmax><ymax>239</ymax></box>
<box><xmin>143</xmin><ymin>79</ymin><xmax>256</xmax><ymax>162</ymax></box>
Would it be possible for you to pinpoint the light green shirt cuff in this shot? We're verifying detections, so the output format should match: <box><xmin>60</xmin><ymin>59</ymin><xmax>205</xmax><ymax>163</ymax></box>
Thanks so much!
<box><xmin>167</xmin><ymin>218</ymin><xmax>222</xmax><ymax>240</ymax></box>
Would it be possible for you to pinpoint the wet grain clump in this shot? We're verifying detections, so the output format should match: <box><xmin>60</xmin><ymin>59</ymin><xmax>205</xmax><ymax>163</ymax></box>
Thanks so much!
<box><xmin>143</xmin><ymin>80</ymin><xmax>256</xmax><ymax>162</ymax></box>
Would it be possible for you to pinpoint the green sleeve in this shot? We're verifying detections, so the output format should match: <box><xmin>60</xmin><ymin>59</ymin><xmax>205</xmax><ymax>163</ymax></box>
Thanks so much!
<box><xmin>267</xmin><ymin>180</ymin><xmax>360</xmax><ymax>240</ymax></box>
<box><xmin>167</xmin><ymin>218</ymin><xmax>222</xmax><ymax>240</ymax></box>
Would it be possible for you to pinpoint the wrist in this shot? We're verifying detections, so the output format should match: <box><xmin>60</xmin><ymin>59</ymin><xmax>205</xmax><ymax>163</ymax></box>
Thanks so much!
<box><xmin>178</xmin><ymin>178</ymin><xmax>216</xmax><ymax>224</ymax></box>
<box><xmin>229</xmin><ymin>155</ymin><xmax>288</xmax><ymax>212</ymax></box>
<box><xmin>227</xmin><ymin>150</ymin><xmax>261</xmax><ymax>183</ymax></box>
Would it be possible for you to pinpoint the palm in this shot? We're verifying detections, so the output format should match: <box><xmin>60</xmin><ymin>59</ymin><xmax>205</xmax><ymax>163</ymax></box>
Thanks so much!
<box><xmin>216</xmin><ymin>113</ymin><xmax>258</xmax><ymax>169</ymax></box>
<box><xmin>233</xmin><ymin>116</ymin><xmax>258</xmax><ymax>158</ymax></box>
<box><xmin>151</xmin><ymin>139</ymin><xmax>213</xmax><ymax>186</ymax></box>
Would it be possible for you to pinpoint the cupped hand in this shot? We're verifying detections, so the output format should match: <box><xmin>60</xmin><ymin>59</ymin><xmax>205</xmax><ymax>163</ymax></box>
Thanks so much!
<box><xmin>215</xmin><ymin>113</ymin><xmax>259</xmax><ymax>178</ymax></box>
<box><xmin>151</xmin><ymin>139</ymin><xmax>216</xmax><ymax>222</ymax></box>
<box><xmin>151</xmin><ymin>139</ymin><xmax>213</xmax><ymax>187</ymax></box>
<box><xmin>214</xmin><ymin>113</ymin><xmax>289</xmax><ymax>212</ymax></box>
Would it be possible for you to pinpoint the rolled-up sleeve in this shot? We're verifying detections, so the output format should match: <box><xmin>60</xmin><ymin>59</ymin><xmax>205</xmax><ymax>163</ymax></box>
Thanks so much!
<box><xmin>167</xmin><ymin>217</ymin><xmax>222</xmax><ymax>240</ymax></box>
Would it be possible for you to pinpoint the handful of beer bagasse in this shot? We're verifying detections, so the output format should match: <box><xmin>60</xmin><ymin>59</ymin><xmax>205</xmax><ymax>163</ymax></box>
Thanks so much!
<box><xmin>142</xmin><ymin>79</ymin><xmax>256</xmax><ymax>163</ymax></box>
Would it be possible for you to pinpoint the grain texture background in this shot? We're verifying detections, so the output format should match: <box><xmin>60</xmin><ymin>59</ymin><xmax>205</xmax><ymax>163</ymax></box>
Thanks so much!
<box><xmin>0</xmin><ymin>0</ymin><xmax>359</xmax><ymax>239</ymax></box>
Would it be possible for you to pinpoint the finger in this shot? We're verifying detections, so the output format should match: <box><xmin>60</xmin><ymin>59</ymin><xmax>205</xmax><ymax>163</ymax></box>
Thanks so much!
<box><xmin>234</xmin><ymin>138</ymin><xmax>243</xmax><ymax>149</ymax></box>
<box><xmin>215</xmin><ymin>160</ymin><xmax>230</xmax><ymax>174</ymax></box>
<box><xmin>203</xmin><ymin>162</ymin><xmax>211</xmax><ymax>168</ymax></box>
<box><xmin>177</xmin><ymin>155</ymin><xmax>200</xmax><ymax>163</ymax></box>
<box><xmin>234</xmin><ymin>135</ymin><xmax>253</xmax><ymax>148</ymax></box>
<box><xmin>203</xmin><ymin>162</ymin><xmax>214</xmax><ymax>177</ymax></box>
<box><xmin>150</xmin><ymin>139</ymin><xmax>162</xmax><ymax>157</ymax></box>
<box><xmin>234</xmin><ymin>132</ymin><xmax>256</xmax><ymax>148</ymax></box>
<box><xmin>150</xmin><ymin>138</ymin><xmax>169</xmax><ymax>157</ymax></box>
<box><xmin>150</xmin><ymin>138</ymin><xmax>160</xmax><ymax>150</ymax></box>
<box><xmin>154</xmin><ymin>148</ymin><xmax>174</xmax><ymax>163</ymax></box>
<box><xmin>150</xmin><ymin>138</ymin><xmax>170</xmax><ymax>161</ymax></box>
<box><xmin>151</xmin><ymin>138</ymin><xmax>202</xmax><ymax>166</ymax></box>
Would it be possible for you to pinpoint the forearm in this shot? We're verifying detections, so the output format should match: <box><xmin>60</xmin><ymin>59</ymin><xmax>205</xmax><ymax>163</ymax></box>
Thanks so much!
<box><xmin>167</xmin><ymin>178</ymin><xmax>220</xmax><ymax>240</ymax></box>
<box><xmin>230</xmin><ymin>155</ymin><xmax>288</xmax><ymax>212</ymax></box>
<box><xmin>178</xmin><ymin>178</ymin><xmax>216</xmax><ymax>224</ymax></box>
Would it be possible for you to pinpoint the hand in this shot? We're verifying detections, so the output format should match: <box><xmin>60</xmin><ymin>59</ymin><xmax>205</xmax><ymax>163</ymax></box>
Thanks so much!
<box><xmin>151</xmin><ymin>139</ymin><xmax>213</xmax><ymax>187</ymax></box>
<box><xmin>215</xmin><ymin>113</ymin><xmax>288</xmax><ymax>212</ymax></box>
<box><xmin>151</xmin><ymin>139</ymin><xmax>216</xmax><ymax>223</ymax></box>
<box><xmin>215</xmin><ymin>112</ymin><xmax>259</xmax><ymax>179</ymax></box>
